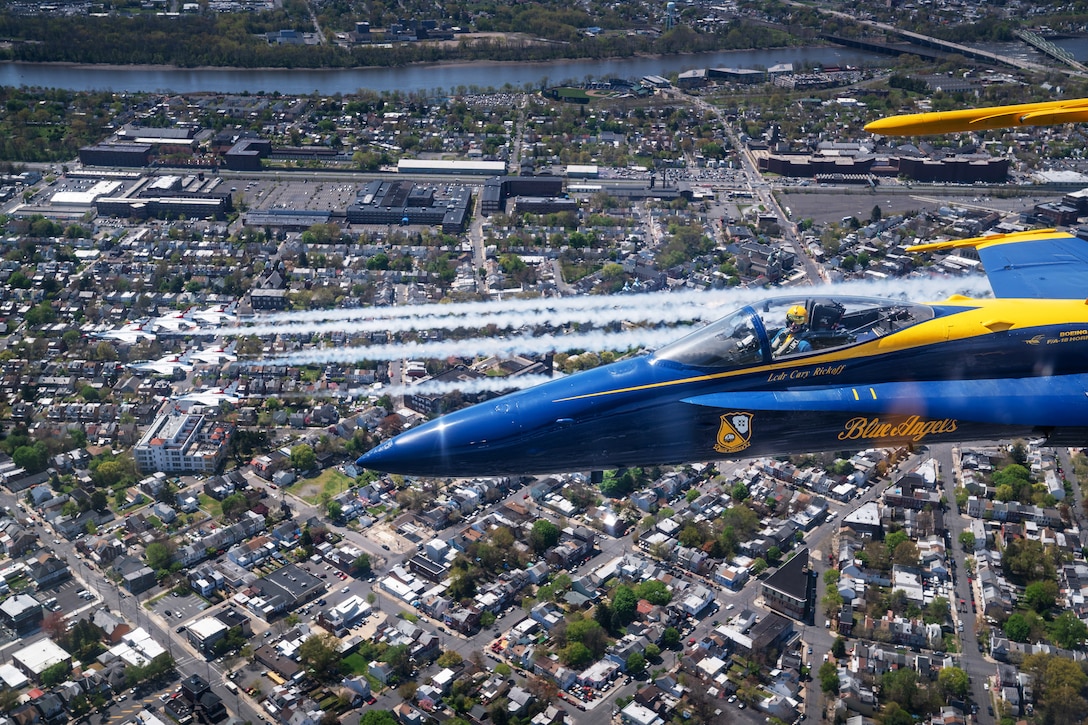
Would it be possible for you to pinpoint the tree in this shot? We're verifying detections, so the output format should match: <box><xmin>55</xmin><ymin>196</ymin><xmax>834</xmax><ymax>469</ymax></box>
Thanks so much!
<box><xmin>437</xmin><ymin>650</ymin><xmax>463</xmax><ymax>668</ymax></box>
<box><xmin>90</xmin><ymin>489</ymin><xmax>109</xmax><ymax>512</ymax></box>
<box><xmin>881</xmin><ymin>669</ymin><xmax>928</xmax><ymax>714</ymax></box>
<box><xmin>352</xmin><ymin>553</ymin><xmax>371</xmax><ymax>576</ymax></box>
<box><xmin>731</xmin><ymin>482</ymin><xmax>748</xmax><ymax>501</ymax></box>
<box><xmin>359</xmin><ymin>712</ymin><xmax>399</xmax><ymax>725</ymax></box>
<box><xmin>937</xmin><ymin>667</ymin><xmax>969</xmax><ymax>700</ymax></box>
<box><xmin>1023</xmin><ymin>580</ymin><xmax>1059</xmax><ymax>612</ymax></box>
<box><xmin>560</xmin><ymin>641</ymin><xmax>592</xmax><ymax>668</ymax></box>
<box><xmin>924</xmin><ymin>596</ymin><xmax>949</xmax><ymax>625</ymax></box>
<box><xmin>881</xmin><ymin>702</ymin><xmax>914</xmax><ymax>725</ymax></box>
<box><xmin>611</xmin><ymin>586</ymin><xmax>638</xmax><ymax>628</ymax></box>
<box><xmin>958</xmin><ymin>531</ymin><xmax>976</xmax><ymax>550</ymax></box>
<box><xmin>1049</xmin><ymin>610</ymin><xmax>1088</xmax><ymax>649</ymax></box>
<box><xmin>0</xmin><ymin>689</ymin><xmax>19</xmax><ymax>715</ymax></box>
<box><xmin>42</xmin><ymin>611</ymin><xmax>67</xmax><ymax>640</ymax></box>
<box><xmin>1004</xmin><ymin>613</ymin><xmax>1031</xmax><ymax>642</ymax></box>
<box><xmin>818</xmin><ymin>661</ymin><xmax>839</xmax><ymax>694</ymax></box>
<box><xmin>831</xmin><ymin>636</ymin><xmax>846</xmax><ymax>659</ymax></box>
<box><xmin>290</xmin><ymin>443</ymin><xmax>316</xmax><ymax>472</ymax></box>
<box><xmin>298</xmin><ymin>633</ymin><xmax>342</xmax><ymax>682</ymax></box>
<box><xmin>40</xmin><ymin>660</ymin><xmax>70</xmax><ymax>687</ymax></box>
<box><xmin>145</xmin><ymin>541</ymin><xmax>174</xmax><ymax>571</ymax></box>
<box><xmin>884</xmin><ymin>530</ymin><xmax>908</xmax><ymax>552</ymax></box>
<box><xmin>220</xmin><ymin>492</ymin><xmax>248</xmax><ymax>521</ymax></box>
<box><xmin>626</xmin><ymin>651</ymin><xmax>647</xmax><ymax>675</ymax></box>
<box><xmin>529</xmin><ymin>519</ymin><xmax>560</xmax><ymax>553</ymax></box>
<box><xmin>822</xmin><ymin>590</ymin><xmax>843</xmax><ymax>617</ymax></box>
<box><xmin>13</xmin><ymin>442</ymin><xmax>48</xmax><ymax>473</ymax></box>
<box><xmin>662</xmin><ymin>627</ymin><xmax>680</xmax><ymax>649</ymax></box>
<box><xmin>634</xmin><ymin>579</ymin><xmax>671</xmax><ymax>605</ymax></box>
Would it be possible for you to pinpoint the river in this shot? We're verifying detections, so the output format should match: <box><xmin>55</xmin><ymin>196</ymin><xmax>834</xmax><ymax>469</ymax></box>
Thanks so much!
<box><xmin>0</xmin><ymin>46</ymin><xmax>884</xmax><ymax>95</ymax></box>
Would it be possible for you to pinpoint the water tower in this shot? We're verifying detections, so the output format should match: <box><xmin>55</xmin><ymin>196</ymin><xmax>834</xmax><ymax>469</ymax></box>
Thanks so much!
<box><xmin>665</xmin><ymin>1</ymin><xmax>678</xmax><ymax>31</ymax></box>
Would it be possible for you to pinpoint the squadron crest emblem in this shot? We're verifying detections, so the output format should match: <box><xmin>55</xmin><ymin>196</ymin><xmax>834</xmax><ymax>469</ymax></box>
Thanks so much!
<box><xmin>714</xmin><ymin>412</ymin><xmax>753</xmax><ymax>454</ymax></box>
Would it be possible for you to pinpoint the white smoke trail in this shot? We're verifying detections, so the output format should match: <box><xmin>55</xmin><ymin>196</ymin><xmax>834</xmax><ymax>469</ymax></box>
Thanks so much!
<box><xmin>205</xmin><ymin>274</ymin><xmax>993</xmax><ymax>339</ymax></box>
<box><xmin>380</xmin><ymin>373</ymin><xmax>557</xmax><ymax>397</ymax></box>
<box><xmin>262</xmin><ymin>326</ymin><xmax>681</xmax><ymax>366</ymax></box>
<box><xmin>210</xmin><ymin>302</ymin><xmax>714</xmax><ymax>339</ymax></box>
<box><xmin>275</xmin><ymin>373</ymin><xmax>560</xmax><ymax>401</ymax></box>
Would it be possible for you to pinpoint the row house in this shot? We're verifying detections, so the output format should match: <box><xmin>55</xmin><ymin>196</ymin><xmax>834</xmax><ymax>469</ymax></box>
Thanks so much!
<box><xmin>965</xmin><ymin>496</ymin><xmax>1063</xmax><ymax>529</ymax></box>
<box><xmin>0</xmin><ymin>517</ymin><xmax>37</xmax><ymax>557</ymax></box>
<box><xmin>475</xmin><ymin>570</ymin><xmax>529</xmax><ymax>614</ymax></box>
<box><xmin>176</xmin><ymin>511</ymin><xmax>266</xmax><ymax>567</ymax></box>
<box><xmin>860</xmin><ymin>613</ymin><xmax>941</xmax><ymax>649</ymax></box>
<box><xmin>227</xmin><ymin>535</ymin><xmax>275</xmax><ymax>570</ymax></box>
<box><xmin>975</xmin><ymin>550</ymin><xmax>1015</xmax><ymax>618</ymax></box>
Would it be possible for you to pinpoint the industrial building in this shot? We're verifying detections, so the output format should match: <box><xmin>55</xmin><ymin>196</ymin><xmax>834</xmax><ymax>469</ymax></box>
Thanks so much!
<box><xmin>78</xmin><ymin>143</ymin><xmax>153</xmax><ymax>168</ymax></box>
<box><xmin>223</xmin><ymin>138</ymin><xmax>272</xmax><ymax>171</ymax></box>
<box><xmin>513</xmin><ymin>196</ymin><xmax>578</xmax><ymax>215</ymax></box>
<box><xmin>480</xmin><ymin>175</ymin><xmax>565</xmax><ymax>216</ymax></box>
<box><xmin>759</xmin><ymin>152</ymin><xmax>1009</xmax><ymax>184</ymax></box>
<box><xmin>76</xmin><ymin>172</ymin><xmax>235</xmax><ymax>220</ymax></box>
<box><xmin>346</xmin><ymin>180</ymin><xmax>472</xmax><ymax>232</ymax></box>
<box><xmin>397</xmin><ymin>159</ymin><xmax>506</xmax><ymax>175</ymax></box>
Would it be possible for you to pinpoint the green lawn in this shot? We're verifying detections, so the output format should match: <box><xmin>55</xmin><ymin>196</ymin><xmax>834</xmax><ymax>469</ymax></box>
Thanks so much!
<box><xmin>554</xmin><ymin>87</ymin><xmax>589</xmax><ymax>100</ymax></box>
<box><xmin>342</xmin><ymin>652</ymin><xmax>371</xmax><ymax>676</ymax></box>
<box><xmin>287</xmin><ymin>468</ymin><xmax>355</xmax><ymax>505</ymax></box>
<box><xmin>198</xmin><ymin>493</ymin><xmax>224</xmax><ymax>519</ymax></box>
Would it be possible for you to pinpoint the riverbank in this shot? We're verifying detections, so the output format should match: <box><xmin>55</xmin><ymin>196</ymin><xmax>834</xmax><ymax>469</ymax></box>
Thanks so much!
<box><xmin>0</xmin><ymin>43</ymin><xmax>836</xmax><ymax>76</ymax></box>
<box><xmin>0</xmin><ymin>46</ymin><xmax>887</xmax><ymax>95</ymax></box>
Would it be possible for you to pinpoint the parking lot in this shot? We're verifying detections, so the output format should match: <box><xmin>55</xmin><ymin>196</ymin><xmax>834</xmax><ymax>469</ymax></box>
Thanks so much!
<box><xmin>238</xmin><ymin>176</ymin><xmax>361</xmax><ymax>214</ymax></box>
<box><xmin>150</xmin><ymin>590</ymin><xmax>210</xmax><ymax>629</ymax></box>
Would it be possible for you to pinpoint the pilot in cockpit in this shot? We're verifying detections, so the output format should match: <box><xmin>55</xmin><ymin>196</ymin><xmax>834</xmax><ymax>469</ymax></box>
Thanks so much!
<box><xmin>771</xmin><ymin>305</ymin><xmax>812</xmax><ymax>357</ymax></box>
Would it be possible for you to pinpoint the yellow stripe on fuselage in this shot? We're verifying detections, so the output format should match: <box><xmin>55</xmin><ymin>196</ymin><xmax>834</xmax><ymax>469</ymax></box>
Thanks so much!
<box><xmin>553</xmin><ymin>297</ymin><xmax>1088</xmax><ymax>403</ymax></box>
<box><xmin>907</xmin><ymin>228</ymin><xmax>1067</xmax><ymax>254</ymax></box>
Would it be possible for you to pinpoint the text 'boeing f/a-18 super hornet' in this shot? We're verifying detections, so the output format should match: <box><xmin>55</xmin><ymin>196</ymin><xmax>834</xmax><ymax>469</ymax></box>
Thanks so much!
<box><xmin>358</xmin><ymin>101</ymin><xmax>1088</xmax><ymax>478</ymax></box>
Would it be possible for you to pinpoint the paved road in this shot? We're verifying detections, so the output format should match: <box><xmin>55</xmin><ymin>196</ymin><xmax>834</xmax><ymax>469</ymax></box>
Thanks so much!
<box><xmin>685</xmin><ymin>94</ymin><xmax>824</xmax><ymax>286</ymax></box>
<box><xmin>0</xmin><ymin>483</ymin><xmax>265</xmax><ymax>725</ymax></box>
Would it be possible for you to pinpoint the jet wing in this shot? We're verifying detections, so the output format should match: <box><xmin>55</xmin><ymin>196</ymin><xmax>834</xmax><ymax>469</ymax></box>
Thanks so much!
<box><xmin>908</xmin><ymin>229</ymin><xmax>1088</xmax><ymax>299</ymax></box>
<box><xmin>682</xmin><ymin>374</ymin><xmax>1088</xmax><ymax>425</ymax></box>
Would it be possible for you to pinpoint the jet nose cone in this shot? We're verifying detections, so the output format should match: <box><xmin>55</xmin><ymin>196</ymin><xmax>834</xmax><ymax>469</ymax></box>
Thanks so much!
<box><xmin>355</xmin><ymin>404</ymin><xmax>515</xmax><ymax>476</ymax></box>
<box><xmin>356</xmin><ymin>427</ymin><xmax>445</xmax><ymax>476</ymax></box>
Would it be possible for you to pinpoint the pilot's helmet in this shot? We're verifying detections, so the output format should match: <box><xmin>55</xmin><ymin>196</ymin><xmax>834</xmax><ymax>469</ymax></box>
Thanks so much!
<box><xmin>787</xmin><ymin>305</ymin><xmax>808</xmax><ymax>325</ymax></box>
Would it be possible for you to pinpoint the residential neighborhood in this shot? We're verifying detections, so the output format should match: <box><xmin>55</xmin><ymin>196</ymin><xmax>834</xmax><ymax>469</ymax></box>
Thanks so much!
<box><xmin>0</xmin><ymin>20</ymin><xmax>1087</xmax><ymax>725</ymax></box>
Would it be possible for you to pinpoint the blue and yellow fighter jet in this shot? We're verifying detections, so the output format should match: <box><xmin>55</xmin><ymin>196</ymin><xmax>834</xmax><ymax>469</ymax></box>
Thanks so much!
<box><xmin>358</xmin><ymin>104</ymin><xmax>1088</xmax><ymax>477</ymax></box>
<box><xmin>358</xmin><ymin>229</ymin><xmax>1088</xmax><ymax>477</ymax></box>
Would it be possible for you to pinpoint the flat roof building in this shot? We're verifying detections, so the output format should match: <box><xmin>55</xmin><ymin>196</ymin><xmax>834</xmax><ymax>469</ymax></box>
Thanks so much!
<box><xmin>247</xmin><ymin>563</ymin><xmax>325</xmax><ymax>619</ymax></box>
<box><xmin>79</xmin><ymin>144</ymin><xmax>152</xmax><ymax>168</ymax></box>
<box><xmin>0</xmin><ymin>593</ymin><xmax>42</xmax><ymax>632</ymax></box>
<box><xmin>346</xmin><ymin>180</ymin><xmax>472</xmax><ymax>232</ymax></box>
<box><xmin>12</xmin><ymin>638</ymin><xmax>70</xmax><ymax>681</ymax></box>
<box><xmin>134</xmin><ymin>412</ymin><xmax>233</xmax><ymax>474</ymax></box>
<box><xmin>397</xmin><ymin>159</ymin><xmax>506</xmax><ymax>175</ymax></box>
<box><xmin>186</xmin><ymin>617</ymin><xmax>230</xmax><ymax>658</ymax></box>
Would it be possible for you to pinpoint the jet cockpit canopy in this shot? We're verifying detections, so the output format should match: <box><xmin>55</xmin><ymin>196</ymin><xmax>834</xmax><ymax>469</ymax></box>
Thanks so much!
<box><xmin>654</xmin><ymin>296</ymin><xmax>936</xmax><ymax>369</ymax></box>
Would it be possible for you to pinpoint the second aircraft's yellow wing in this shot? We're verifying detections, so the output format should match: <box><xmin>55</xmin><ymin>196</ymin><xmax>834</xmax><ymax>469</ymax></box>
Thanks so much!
<box><xmin>865</xmin><ymin>97</ymin><xmax>1088</xmax><ymax>136</ymax></box>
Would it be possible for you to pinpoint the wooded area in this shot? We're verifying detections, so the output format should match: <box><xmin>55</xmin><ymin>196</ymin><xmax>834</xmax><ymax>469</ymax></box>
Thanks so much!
<box><xmin>0</xmin><ymin>11</ymin><xmax>793</xmax><ymax>69</ymax></box>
